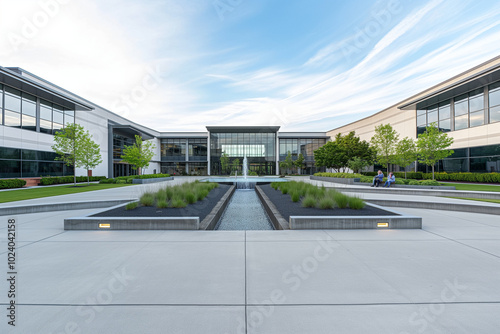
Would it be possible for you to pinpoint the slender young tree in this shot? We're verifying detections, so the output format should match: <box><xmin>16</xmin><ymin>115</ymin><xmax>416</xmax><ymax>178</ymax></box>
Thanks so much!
<box><xmin>370</xmin><ymin>124</ymin><xmax>400</xmax><ymax>172</ymax></box>
<box><xmin>279</xmin><ymin>151</ymin><xmax>294</xmax><ymax>175</ymax></box>
<box><xmin>294</xmin><ymin>153</ymin><xmax>305</xmax><ymax>175</ymax></box>
<box><xmin>347</xmin><ymin>157</ymin><xmax>371</xmax><ymax>174</ymax></box>
<box><xmin>79</xmin><ymin>133</ymin><xmax>103</xmax><ymax>184</ymax></box>
<box><xmin>231</xmin><ymin>158</ymin><xmax>240</xmax><ymax>175</ymax></box>
<box><xmin>220</xmin><ymin>152</ymin><xmax>230</xmax><ymax>175</ymax></box>
<box><xmin>416</xmin><ymin>123</ymin><xmax>454</xmax><ymax>180</ymax></box>
<box><xmin>394</xmin><ymin>137</ymin><xmax>417</xmax><ymax>179</ymax></box>
<box><xmin>52</xmin><ymin>123</ymin><xmax>102</xmax><ymax>186</ymax></box>
<box><xmin>121</xmin><ymin>135</ymin><xmax>156</xmax><ymax>175</ymax></box>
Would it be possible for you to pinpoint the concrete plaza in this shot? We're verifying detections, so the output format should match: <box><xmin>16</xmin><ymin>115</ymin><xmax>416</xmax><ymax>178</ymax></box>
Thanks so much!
<box><xmin>1</xmin><ymin>180</ymin><xmax>500</xmax><ymax>333</ymax></box>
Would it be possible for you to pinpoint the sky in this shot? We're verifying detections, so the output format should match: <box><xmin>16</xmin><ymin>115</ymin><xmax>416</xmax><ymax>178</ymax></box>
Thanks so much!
<box><xmin>1</xmin><ymin>0</ymin><xmax>500</xmax><ymax>133</ymax></box>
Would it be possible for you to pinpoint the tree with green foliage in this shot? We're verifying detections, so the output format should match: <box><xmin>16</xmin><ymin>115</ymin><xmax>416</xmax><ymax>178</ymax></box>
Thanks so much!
<box><xmin>279</xmin><ymin>151</ymin><xmax>294</xmax><ymax>175</ymax></box>
<box><xmin>79</xmin><ymin>132</ymin><xmax>103</xmax><ymax>185</ymax></box>
<box><xmin>417</xmin><ymin>123</ymin><xmax>454</xmax><ymax>180</ymax></box>
<box><xmin>370</xmin><ymin>124</ymin><xmax>400</xmax><ymax>172</ymax></box>
<box><xmin>314</xmin><ymin>132</ymin><xmax>374</xmax><ymax>172</ymax></box>
<box><xmin>52</xmin><ymin>123</ymin><xmax>102</xmax><ymax>186</ymax></box>
<box><xmin>347</xmin><ymin>157</ymin><xmax>371</xmax><ymax>174</ymax></box>
<box><xmin>294</xmin><ymin>153</ymin><xmax>305</xmax><ymax>174</ymax></box>
<box><xmin>121</xmin><ymin>135</ymin><xmax>156</xmax><ymax>175</ymax></box>
<box><xmin>231</xmin><ymin>158</ymin><xmax>240</xmax><ymax>174</ymax></box>
<box><xmin>220</xmin><ymin>152</ymin><xmax>230</xmax><ymax>175</ymax></box>
<box><xmin>394</xmin><ymin>137</ymin><xmax>417</xmax><ymax>179</ymax></box>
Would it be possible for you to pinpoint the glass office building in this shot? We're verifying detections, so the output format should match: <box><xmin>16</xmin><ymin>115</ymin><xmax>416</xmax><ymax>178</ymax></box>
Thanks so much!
<box><xmin>208</xmin><ymin>126</ymin><xmax>278</xmax><ymax>175</ymax></box>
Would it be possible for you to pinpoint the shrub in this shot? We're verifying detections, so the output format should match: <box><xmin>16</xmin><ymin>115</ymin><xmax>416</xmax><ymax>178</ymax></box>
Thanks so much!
<box><xmin>140</xmin><ymin>193</ymin><xmax>155</xmax><ymax>206</ymax></box>
<box><xmin>155</xmin><ymin>190</ymin><xmax>167</xmax><ymax>203</ymax></box>
<box><xmin>0</xmin><ymin>179</ymin><xmax>26</xmax><ymax>189</ymax></box>
<box><xmin>302</xmin><ymin>195</ymin><xmax>317</xmax><ymax>208</ymax></box>
<box><xmin>318</xmin><ymin>197</ymin><xmax>335</xmax><ymax>209</ymax></box>
<box><xmin>170</xmin><ymin>198</ymin><xmax>187</xmax><ymax>208</ymax></box>
<box><xmin>116</xmin><ymin>179</ymin><xmax>127</xmax><ymax>184</ymax></box>
<box><xmin>185</xmin><ymin>192</ymin><xmax>197</xmax><ymax>204</ymax></box>
<box><xmin>248</xmin><ymin>171</ymin><xmax>258</xmax><ymax>176</ymax></box>
<box><xmin>156</xmin><ymin>200</ymin><xmax>168</xmax><ymax>209</ymax></box>
<box><xmin>333</xmin><ymin>192</ymin><xmax>349</xmax><ymax>209</ymax></box>
<box><xmin>291</xmin><ymin>192</ymin><xmax>300</xmax><ymax>202</ymax></box>
<box><xmin>408</xmin><ymin>180</ymin><xmax>419</xmax><ymax>185</ymax></box>
<box><xmin>348</xmin><ymin>197</ymin><xmax>365</xmax><ymax>209</ymax></box>
<box><xmin>314</xmin><ymin>172</ymin><xmax>364</xmax><ymax>179</ymax></box>
<box><xmin>136</xmin><ymin>173</ymin><xmax>171</xmax><ymax>179</ymax></box>
<box><xmin>40</xmin><ymin>176</ymin><xmax>106</xmax><ymax>185</ymax></box>
<box><xmin>197</xmin><ymin>189</ymin><xmax>209</xmax><ymax>200</ymax></box>
<box><xmin>422</xmin><ymin>172</ymin><xmax>500</xmax><ymax>183</ymax></box>
<box><xmin>125</xmin><ymin>202</ymin><xmax>138</xmax><ymax>210</ymax></box>
<box><xmin>418</xmin><ymin>180</ymin><xmax>440</xmax><ymax>186</ymax></box>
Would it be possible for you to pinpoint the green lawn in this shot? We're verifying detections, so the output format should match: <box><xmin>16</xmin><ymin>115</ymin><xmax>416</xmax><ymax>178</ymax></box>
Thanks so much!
<box><xmin>440</xmin><ymin>183</ymin><xmax>500</xmax><ymax>192</ymax></box>
<box><xmin>445</xmin><ymin>197</ymin><xmax>500</xmax><ymax>204</ymax></box>
<box><xmin>0</xmin><ymin>183</ymin><xmax>133</xmax><ymax>203</ymax></box>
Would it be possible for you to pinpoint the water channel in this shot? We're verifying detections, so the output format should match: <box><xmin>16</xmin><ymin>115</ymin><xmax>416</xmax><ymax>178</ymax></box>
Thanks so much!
<box><xmin>212</xmin><ymin>155</ymin><xmax>277</xmax><ymax>230</ymax></box>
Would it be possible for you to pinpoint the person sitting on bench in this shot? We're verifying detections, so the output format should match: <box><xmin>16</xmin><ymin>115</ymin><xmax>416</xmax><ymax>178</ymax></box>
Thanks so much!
<box><xmin>384</xmin><ymin>172</ymin><xmax>396</xmax><ymax>188</ymax></box>
<box><xmin>371</xmin><ymin>170</ymin><xmax>384</xmax><ymax>187</ymax></box>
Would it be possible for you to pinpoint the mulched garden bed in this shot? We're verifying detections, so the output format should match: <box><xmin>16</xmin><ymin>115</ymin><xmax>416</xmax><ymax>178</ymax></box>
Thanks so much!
<box><xmin>93</xmin><ymin>184</ymin><xmax>231</xmax><ymax>221</ymax></box>
<box><xmin>259</xmin><ymin>184</ymin><xmax>398</xmax><ymax>221</ymax></box>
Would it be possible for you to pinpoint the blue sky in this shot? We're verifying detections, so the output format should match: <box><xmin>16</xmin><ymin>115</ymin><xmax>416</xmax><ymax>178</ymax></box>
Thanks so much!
<box><xmin>1</xmin><ymin>0</ymin><xmax>500</xmax><ymax>132</ymax></box>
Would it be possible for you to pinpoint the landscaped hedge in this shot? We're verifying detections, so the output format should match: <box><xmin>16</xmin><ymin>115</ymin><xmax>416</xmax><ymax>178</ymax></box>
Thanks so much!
<box><xmin>40</xmin><ymin>176</ymin><xmax>106</xmax><ymax>185</ymax></box>
<box><xmin>362</xmin><ymin>172</ymin><xmax>423</xmax><ymax>179</ymax></box>
<box><xmin>136</xmin><ymin>173</ymin><xmax>171</xmax><ymax>179</ymax></box>
<box><xmin>99</xmin><ymin>173</ymin><xmax>171</xmax><ymax>184</ymax></box>
<box><xmin>0</xmin><ymin>179</ymin><xmax>27</xmax><ymax>189</ymax></box>
<box><xmin>314</xmin><ymin>172</ymin><xmax>440</xmax><ymax>186</ymax></box>
<box><xmin>422</xmin><ymin>172</ymin><xmax>500</xmax><ymax>183</ymax></box>
<box><xmin>314</xmin><ymin>172</ymin><xmax>364</xmax><ymax>178</ymax></box>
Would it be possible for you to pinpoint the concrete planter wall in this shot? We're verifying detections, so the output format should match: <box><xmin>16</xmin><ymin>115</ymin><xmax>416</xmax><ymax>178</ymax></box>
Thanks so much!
<box><xmin>132</xmin><ymin>176</ymin><xmax>174</xmax><ymax>184</ymax></box>
<box><xmin>310</xmin><ymin>176</ymin><xmax>360</xmax><ymax>184</ymax></box>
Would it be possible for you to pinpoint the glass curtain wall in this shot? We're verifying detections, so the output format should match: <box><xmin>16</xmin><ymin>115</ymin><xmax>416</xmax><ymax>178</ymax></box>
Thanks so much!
<box><xmin>279</xmin><ymin>138</ymin><xmax>326</xmax><ymax>174</ymax></box>
<box><xmin>210</xmin><ymin>131</ymin><xmax>276</xmax><ymax>175</ymax></box>
<box><xmin>160</xmin><ymin>138</ymin><xmax>208</xmax><ymax>175</ymax></box>
<box><xmin>0</xmin><ymin>83</ymin><xmax>75</xmax><ymax>133</ymax></box>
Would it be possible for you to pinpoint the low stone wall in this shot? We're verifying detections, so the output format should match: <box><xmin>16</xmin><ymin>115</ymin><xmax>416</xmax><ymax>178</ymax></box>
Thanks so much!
<box><xmin>255</xmin><ymin>185</ymin><xmax>289</xmax><ymax>230</ymax></box>
<box><xmin>132</xmin><ymin>176</ymin><xmax>174</xmax><ymax>184</ymax></box>
<box><xmin>289</xmin><ymin>215</ymin><xmax>422</xmax><ymax>229</ymax></box>
<box><xmin>0</xmin><ymin>200</ymin><xmax>132</xmax><ymax>216</ymax></box>
<box><xmin>310</xmin><ymin>176</ymin><xmax>360</xmax><ymax>184</ymax></box>
<box><xmin>64</xmin><ymin>216</ymin><xmax>199</xmax><ymax>230</ymax></box>
<box><xmin>200</xmin><ymin>185</ymin><xmax>236</xmax><ymax>230</ymax></box>
<box><xmin>289</xmin><ymin>204</ymin><xmax>422</xmax><ymax>230</ymax></box>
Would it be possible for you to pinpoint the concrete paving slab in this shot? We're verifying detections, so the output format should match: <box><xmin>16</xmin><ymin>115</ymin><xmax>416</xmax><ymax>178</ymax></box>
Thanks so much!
<box><xmin>246</xmin><ymin>230</ymin><xmax>331</xmax><ymax>242</ymax></box>
<box><xmin>324</xmin><ymin>229</ymin><xmax>444</xmax><ymax>241</ymax></box>
<box><xmin>2</xmin><ymin>306</ymin><xmax>245</xmax><ymax>334</ymax></box>
<box><xmin>246</xmin><ymin>240</ymin><xmax>412</xmax><ymax>305</ymax></box>
<box><xmin>13</xmin><ymin>241</ymin><xmax>245</xmax><ymax>305</ymax></box>
<box><xmin>337</xmin><ymin>240</ymin><xmax>500</xmax><ymax>303</ymax></box>
<box><xmin>246</xmin><ymin>304</ymin><xmax>500</xmax><ymax>334</ymax></box>
<box><xmin>459</xmin><ymin>239</ymin><xmax>500</xmax><ymax>257</ymax></box>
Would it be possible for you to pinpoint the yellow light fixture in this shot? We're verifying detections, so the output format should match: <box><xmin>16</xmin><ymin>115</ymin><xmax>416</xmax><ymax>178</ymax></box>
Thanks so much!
<box><xmin>377</xmin><ymin>222</ymin><xmax>389</xmax><ymax>228</ymax></box>
<box><xmin>99</xmin><ymin>223</ymin><xmax>111</xmax><ymax>229</ymax></box>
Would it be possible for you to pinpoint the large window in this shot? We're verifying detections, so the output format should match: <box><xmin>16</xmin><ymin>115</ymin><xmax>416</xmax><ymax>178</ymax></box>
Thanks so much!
<box><xmin>0</xmin><ymin>146</ymin><xmax>73</xmax><ymax>178</ymax></box>
<box><xmin>161</xmin><ymin>139</ymin><xmax>186</xmax><ymax>161</ymax></box>
<box><xmin>490</xmin><ymin>81</ymin><xmax>500</xmax><ymax>123</ymax></box>
<box><xmin>4</xmin><ymin>86</ymin><xmax>21</xmax><ymax>128</ymax></box>
<box><xmin>0</xmin><ymin>85</ymin><xmax>75</xmax><ymax>134</ymax></box>
<box><xmin>210</xmin><ymin>130</ymin><xmax>277</xmax><ymax>175</ymax></box>
<box><xmin>417</xmin><ymin>144</ymin><xmax>500</xmax><ymax>173</ymax></box>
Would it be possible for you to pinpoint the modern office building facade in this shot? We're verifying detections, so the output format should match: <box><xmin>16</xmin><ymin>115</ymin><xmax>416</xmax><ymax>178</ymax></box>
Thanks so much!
<box><xmin>2</xmin><ymin>55</ymin><xmax>500</xmax><ymax>179</ymax></box>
